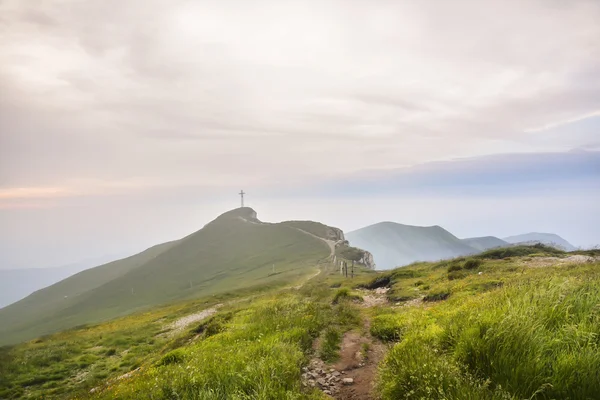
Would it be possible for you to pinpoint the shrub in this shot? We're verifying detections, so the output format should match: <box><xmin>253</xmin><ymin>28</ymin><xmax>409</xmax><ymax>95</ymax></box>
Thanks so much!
<box><xmin>447</xmin><ymin>264</ymin><xmax>463</xmax><ymax>273</ymax></box>
<box><xmin>156</xmin><ymin>349</ymin><xmax>186</xmax><ymax>366</ymax></box>
<box><xmin>463</xmin><ymin>258</ymin><xmax>482</xmax><ymax>270</ymax></box>
<box><xmin>448</xmin><ymin>271</ymin><xmax>467</xmax><ymax>281</ymax></box>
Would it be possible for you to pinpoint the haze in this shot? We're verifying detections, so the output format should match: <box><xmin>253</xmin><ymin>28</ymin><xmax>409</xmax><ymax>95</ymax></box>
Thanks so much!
<box><xmin>1</xmin><ymin>0</ymin><xmax>599</xmax><ymax>269</ymax></box>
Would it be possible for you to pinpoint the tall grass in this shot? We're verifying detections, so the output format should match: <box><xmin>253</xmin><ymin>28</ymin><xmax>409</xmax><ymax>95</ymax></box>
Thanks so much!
<box><xmin>376</xmin><ymin>264</ymin><xmax>600</xmax><ymax>399</ymax></box>
<box><xmin>93</xmin><ymin>294</ymin><xmax>338</xmax><ymax>399</ymax></box>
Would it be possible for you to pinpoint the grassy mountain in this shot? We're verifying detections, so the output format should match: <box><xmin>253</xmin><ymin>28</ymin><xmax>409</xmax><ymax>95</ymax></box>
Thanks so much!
<box><xmin>461</xmin><ymin>236</ymin><xmax>508</xmax><ymax>251</ymax></box>
<box><xmin>0</xmin><ymin>208</ymin><xmax>330</xmax><ymax>345</ymax></box>
<box><xmin>346</xmin><ymin>222</ymin><xmax>477</xmax><ymax>269</ymax></box>
<box><xmin>503</xmin><ymin>232</ymin><xmax>576</xmax><ymax>251</ymax></box>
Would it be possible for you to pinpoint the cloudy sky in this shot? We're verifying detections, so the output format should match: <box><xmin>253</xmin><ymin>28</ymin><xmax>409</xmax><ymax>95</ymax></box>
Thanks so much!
<box><xmin>1</xmin><ymin>0</ymin><xmax>599</xmax><ymax>268</ymax></box>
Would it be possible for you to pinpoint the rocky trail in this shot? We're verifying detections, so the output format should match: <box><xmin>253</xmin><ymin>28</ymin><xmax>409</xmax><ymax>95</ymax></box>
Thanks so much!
<box><xmin>303</xmin><ymin>325</ymin><xmax>386</xmax><ymax>399</ymax></box>
<box><xmin>303</xmin><ymin>288</ymin><xmax>390</xmax><ymax>399</ymax></box>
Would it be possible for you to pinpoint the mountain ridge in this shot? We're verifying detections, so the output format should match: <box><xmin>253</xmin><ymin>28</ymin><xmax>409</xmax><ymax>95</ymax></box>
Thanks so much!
<box><xmin>346</xmin><ymin>221</ymin><xmax>478</xmax><ymax>269</ymax></box>
<box><xmin>0</xmin><ymin>208</ymin><xmax>335</xmax><ymax>345</ymax></box>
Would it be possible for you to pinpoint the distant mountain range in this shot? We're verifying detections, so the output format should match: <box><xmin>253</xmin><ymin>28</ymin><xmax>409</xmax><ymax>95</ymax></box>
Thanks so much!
<box><xmin>346</xmin><ymin>222</ymin><xmax>476</xmax><ymax>269</ymax></box>
<box><xmin>502</xmin><ymin>233</ymin><xmax>577</xmax><ymax>251</ymax></box>
<box><xmin>0</xmin><ymin>208</ymin><xmax>335</xmax><ymax>345</ymax></box>
<box><xmin>347</xmin><ymin>223</ymin><xmax>576</xmax><ymax>269</ymax></box>
<box><xmin>0</xmin><ymin>255</ymin><xmax>125</xmax><ymax>309</ymax></box>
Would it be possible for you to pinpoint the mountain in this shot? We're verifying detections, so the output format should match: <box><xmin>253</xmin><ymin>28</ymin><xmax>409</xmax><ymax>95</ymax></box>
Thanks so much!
<box><xmin>461</xmin><ymin>236</ymin><xmax>509</xmax><ymax>252</ymax></box>
<box><xmin>346</xmin><ymin>222</ymin><xmax>477</xmax><ymax>269</ymax></box>
<box><xmin>502</xmin><ymin>232</ymin><xmax>576</xmax><ymax>251</ymax></box>
<box><xmin>0</xmin><ymin>255</ymin><xmax>124</xmax><ymax>309</ymax></box>
<box><xmin>0</xmin><ymin>208</ymin><xmax>331</xmax><ymax>345</ymax></box>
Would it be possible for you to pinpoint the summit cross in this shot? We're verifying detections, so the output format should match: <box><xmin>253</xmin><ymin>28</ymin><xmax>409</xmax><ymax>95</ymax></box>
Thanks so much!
<box><xmin>239</xmin><ymin>190</ymin><xmax>245</xmax><ymax>208</ymax></box>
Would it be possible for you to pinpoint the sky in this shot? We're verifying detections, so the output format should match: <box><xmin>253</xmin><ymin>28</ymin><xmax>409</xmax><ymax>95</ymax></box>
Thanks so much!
<box><xmin>1</xmin><ymin>0</ymin><xmax>599</xmax><ymax>268</ymax></box>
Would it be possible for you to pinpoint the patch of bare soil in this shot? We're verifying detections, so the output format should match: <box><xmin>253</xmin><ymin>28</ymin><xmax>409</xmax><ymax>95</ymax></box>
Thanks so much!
<box><xmin>166</xmin><ymin>304</ymin><xmax>222</xmax><ymax>335</ymax></box>
<box><xmin>358</xmin><ymin>288</ymin><xmax>389</xmax><ymax>308</ymax></box>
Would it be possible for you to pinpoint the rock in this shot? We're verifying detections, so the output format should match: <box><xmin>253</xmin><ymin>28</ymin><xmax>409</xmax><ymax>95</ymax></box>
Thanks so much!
<box><xmin>308</xmin><ymin>379</ymin><xmax>316</xmax><ymax>387</ymax></box>
<box><xmin>332</xmin><ymin>371</ymin><xmax>341</xmax><ymax>377</ymax></box>
<box><xmin>317</xmin><ymin>378</ymin><xmax>326</xmax><ymax>387</ymax></box>
<box><xmin>342</xmin><ymin>378</ymin><xmax>354</xmax><ymax>385</ymax></box>
<box><xmin>323</xmin><ymin>389</ymin><xmax>332</xmax><ymax>395</ymax></box>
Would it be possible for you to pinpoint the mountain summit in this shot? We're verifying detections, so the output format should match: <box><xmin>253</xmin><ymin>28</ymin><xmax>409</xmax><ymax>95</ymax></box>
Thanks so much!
<box><xmin>0</xmin><ymin>208</ymin><xmax>334</xmax><ymax>345</ymax></box>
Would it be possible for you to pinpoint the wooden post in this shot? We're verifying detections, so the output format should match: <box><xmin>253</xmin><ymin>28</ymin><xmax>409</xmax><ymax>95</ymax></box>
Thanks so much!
<box><xmin>351</xmin><ymin>260</ymin><xmax>354</xmax><ymax>278</ymax></box>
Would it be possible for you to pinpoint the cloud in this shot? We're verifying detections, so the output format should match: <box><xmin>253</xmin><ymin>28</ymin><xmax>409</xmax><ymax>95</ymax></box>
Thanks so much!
<box><xmin>257</xmin><ymin>150</ymin><xmax>600</xmax><ymax>199</ymax></box>
<box><xmin>2</xmin><ymin>0</ymin><xmax>600</xmax><ymax>195</ymax></box>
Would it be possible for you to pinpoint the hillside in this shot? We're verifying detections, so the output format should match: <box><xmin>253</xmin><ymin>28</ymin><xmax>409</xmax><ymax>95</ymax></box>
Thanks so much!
<box><xmin>503</xmin><ymin>232</ymin><xmax>576</xmax><ymax>251</ymax></box>
<box><xmin>0</xmin><ymin>208</ymin><xmax>331</xmax><ymax>345</ymax></box>
<box><xmin>346</xmin><ymin>222</ymin><xmax>477</xmax><ymax>269</ymax></box>
<box><xmin>2</xmin><ymin>245</ymin><xmax>598</xmax><ymax>400</ymax></box>
<box><xmin>461</xmin><ymin>236</ymin><xmax>508</xmax><ymax>251</ymax></box>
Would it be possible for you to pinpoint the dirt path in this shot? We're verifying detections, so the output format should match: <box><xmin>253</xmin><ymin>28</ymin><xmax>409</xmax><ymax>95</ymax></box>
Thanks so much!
<box><xmin>333</xmin><ymin>322</ymin><xmax>386</xmax><ymax>400</ymax></box>
<box><xmin>167</xmin><ymin>305</ymin><xmax>222</xmax><ymax>335</ymax></box>
<box><xmin>290</xmin><ymin>227</ymin><xmax>336</xmax><ymax>259</ymax></box>
<box><xmin>303</xmin><ymin>313</ymin><xmax>387</xmax><ymax>399</ymax></box>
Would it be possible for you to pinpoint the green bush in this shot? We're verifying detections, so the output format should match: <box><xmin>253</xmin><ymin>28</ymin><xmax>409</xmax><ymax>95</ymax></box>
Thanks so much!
<box><xmin>156</xmin><ymin>349</ymin><xmax>186</xmax><ymax>366</ymax></box>
<box><xmin>447</xmin><ymin>264</ymin><xmax>463</xmax><ymax>273</ymax></box>
<box><xmin>463</xmin><ymin>258</ymin><xmax>482</xmax><ymax>270</ymax></box>
<box><xmin>448</xmin><ymin>271</ymin><xmax>467</xmax><ymax>281</ymax></box>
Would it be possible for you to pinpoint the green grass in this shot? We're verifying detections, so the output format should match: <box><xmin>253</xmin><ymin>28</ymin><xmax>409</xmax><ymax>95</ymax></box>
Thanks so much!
<box><xmin>91</xmin><ymin>291</ymin><xmax>359</xmax><ymax>399</ymax></box>
<box><xmin>319</xmin><ymin>327</ymin><xmax>342</xmax><ymax>362</ymax></box>
<box><xmin>2</xmin><ymin>244</ymin><xmax>598</xmax><ymax>399</ymax></box>
<box><xmin>475</xmin><ymin>243</ymin><xmax>564</xmax><ymax>259</ymax></box>
<box><xmin>0</xmin><ymin>208</ymin><xmax>330</xmax><ymax>345</ymax></box>
<box><xmin>374</xmin><ymin>260</ymin><xmax>600</xmax><ymax>399</ymax></box>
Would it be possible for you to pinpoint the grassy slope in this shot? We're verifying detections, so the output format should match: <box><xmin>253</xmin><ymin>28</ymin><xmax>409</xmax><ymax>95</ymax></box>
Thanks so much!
<box><xmin>360</xmin><ymin>246</ymin><xmax>600</xmax><ymax>399</ymax></box>
<box><xmin>0</xmin><ymin>266</ymin><xmax>361</xmax><ymax>400</ymax></box>
<box><xmin>0</xmin><ymin>208</ymin><xmax>329</xmax><ymax>345</ymax></box>
<box><xmin>347</xmin><ymin>222</ymin><xmax>477</xmax><ymax>268</ymax></box>
<box><xmin>2</xmin><ymin>245</ymin><xmax>598</xmax><ymax>400</ymax></box>
<box><xmin>0</xmin><ymin>241</ymin><xmax>179</xmax><ymax>342</ymax></box>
